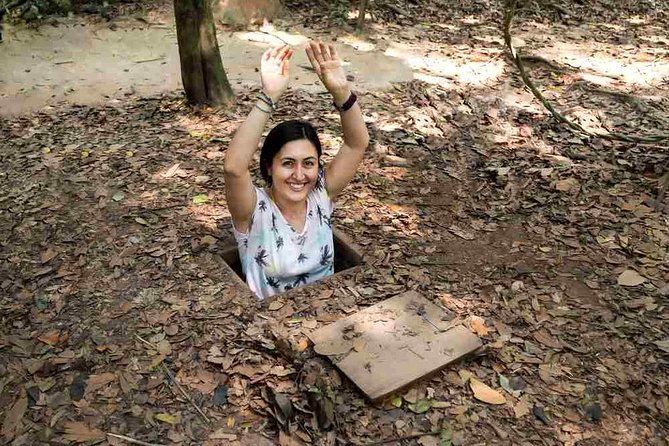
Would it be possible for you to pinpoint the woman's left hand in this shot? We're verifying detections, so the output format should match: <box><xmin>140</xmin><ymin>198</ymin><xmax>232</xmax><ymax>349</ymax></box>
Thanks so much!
<box><xmin>305</xmin><ymin>41</ymin><xmax>351</xmax><ymax>106</ymax></box>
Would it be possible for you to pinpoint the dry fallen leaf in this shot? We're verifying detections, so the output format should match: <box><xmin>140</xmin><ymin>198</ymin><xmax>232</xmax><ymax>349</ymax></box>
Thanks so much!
<box><xmin>40</xmin><ymin>247</ymin><xmax>58</xmax><ymax>263</ymax></box>
<box><xmin>493</xmin><ymin>320</ymin><xmax>513</xmax><ymax>337</ymax></box>
<box><xmin>155</xmin><ymin>413</ymin><xmax>178</xmax><ymax>425</ymax></box>
<box><xmin>231</xmin><ymin>364</ymin><xmax>265</xmax><ymax>378</ymax></box>
<box><xmin>38</xmin><ymin>330</ymin><xmax>66</xmax><ymax>346</ymax></box>
<box><xmin>163</xmin><ymin>162</ymin><xmax>181</xmax><ymax>178</ymax></box>
<box><xmin>533</xmin><ymin>329</ymin><xmax>561</xmax><ymax>349</ymax></box>
<box><xmin>514</xmin><ymin>399</ymin><xmax>530</xmax><ymax>418</ymax></box>
<box><xmin>268</xmin><ymin>300</ymin><xmax>285</xmax><ymax>311</ymax></box>
<box><xmin>655</xmin><ymin>339</ymin><xmax>669</xmax><ymax>353</ymax></box>
<box><xmin>296</xmin><ymin>338</ymin><xmax>310</xmax><ymax>352</ymax></box>
<box><xmin>302</xmin><ymin>319</ymin><xmax>318</xmax><ymax>329</ymax></box>
<box><xmin>555</xmin><ymin>178</ymin><xmax>580</xmax><ymax>192</ymax></box>
<box><xmin>2</xmin><ymin>394</ymin><xmax>27</xmax><ymax>442</ymax></box>
<box><xmin>417</xmin><ymin>435</ymin><xmax>440</xmax><ymax>446</ymax></box>
<box><xmin>470</xmin><ymin>316</ymin><xmax>489</xmax><ymax>336</ymax></box>
<box><xmin>449</xmin><ymin>225</ymin><xmax>475</xmax><ymax>240</ymax></box>
<box><xmin>470</xmin><ymin>378</ymin><xmax>506</xmax><ymax>405</ymax></box>
<box><xmin>617</xmin><ymin>269</ymin><xmax>646</xmax><ymax>287</ymax></box>
<box><xmin>164</xmin><ymin>324</ymin><xmax>179</xmax><ymax>336</ymax></box>
<box><xmin>209</xmin><ymin>429</ymin><xmax>238</xmax><ymax>440</ymax></box>
<box><xmin>63</xmin><ymin>421</ymin><xmax>105</xmax><ymax>443</ymax></box>
<box><xmin>85</xmin><ymin>372</ymin><xmax>117</xmax><ymax>394</ymax></box>
<box><xmin>157</xmin><ymin>339</ymin><xmax>172</xmax><ymax>355</ymax></box>
<box><xmin>279</xmin><ymin>431</ymin><xmax>305</xmax><ymax>446</ymax></box>
<box><xmin>458</xmin><ymin>369</ymin><xmax>473</xmax><ymax>384</ymax></box>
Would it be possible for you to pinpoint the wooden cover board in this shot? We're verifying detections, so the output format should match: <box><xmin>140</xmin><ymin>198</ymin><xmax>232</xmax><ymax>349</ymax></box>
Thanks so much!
<box><xmin>308</xmin><ymin>291</ymin><xmax>482</xmax><ymax>401</ymax></box>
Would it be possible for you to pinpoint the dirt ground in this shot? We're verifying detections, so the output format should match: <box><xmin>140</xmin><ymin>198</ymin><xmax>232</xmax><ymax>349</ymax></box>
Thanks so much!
<box><xmin>0</xmin><ymin>13</ymin><xmax>412</xmax><ymax>116</ymax></box>
<box><xmin>1</xmin><ymin>1</ymin><xmax>668</xmax><ymax>445</ymax></box>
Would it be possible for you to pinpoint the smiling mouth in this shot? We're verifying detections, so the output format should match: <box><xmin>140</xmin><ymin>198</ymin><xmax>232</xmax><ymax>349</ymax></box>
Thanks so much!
<box><xmin>287</xmin><ymin>182</ymin><xmax>308</xmax><ymax>192</ymax></box>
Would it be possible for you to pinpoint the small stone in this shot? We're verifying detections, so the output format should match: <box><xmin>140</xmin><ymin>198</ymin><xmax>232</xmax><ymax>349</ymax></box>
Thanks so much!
<box><xmin>213</xmin><ymin>385</ymin><xmax>228</xmax><ymax>406</ymax></box>
<box><xmin>584</xmin><ymin>402</ymin><xmax>602</xmax><ymax>423</ymax></box>
<box><xmin>69</xmin><ymin>374</ymin><xmax>87</xmax><ymax>401</ymax></box>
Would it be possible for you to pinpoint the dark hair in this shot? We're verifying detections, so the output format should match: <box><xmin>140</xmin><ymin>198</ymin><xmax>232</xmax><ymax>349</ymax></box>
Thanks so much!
<box><xmin>260</xmin><ymin>120</ymin><xmax>322</xmax><ymax>185</ymax></box>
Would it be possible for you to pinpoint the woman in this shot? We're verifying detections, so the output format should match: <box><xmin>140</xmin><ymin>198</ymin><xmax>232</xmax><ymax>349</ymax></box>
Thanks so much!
<box><xmin>224</xmin><ymin>42</ymin><xmax>369</xmax><ymax>300</ymax></box>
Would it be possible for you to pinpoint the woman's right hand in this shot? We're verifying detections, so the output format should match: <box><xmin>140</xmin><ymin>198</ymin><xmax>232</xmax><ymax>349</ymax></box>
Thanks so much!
<box><xmin>260</xmin><ymin>45</ymin><xmax>293</xmax><ymax>103</ymax></box>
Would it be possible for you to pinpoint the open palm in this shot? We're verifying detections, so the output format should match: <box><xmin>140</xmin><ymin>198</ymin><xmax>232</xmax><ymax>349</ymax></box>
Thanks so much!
<box><xmin>305</xmin><ymin>41</ymin><xmax>350</xmax><ymax>102</ymax></box>
<box><xmin>260</xmin><ymin>45</ymin><xmax>293</xmax><ymax>101</ymax></box>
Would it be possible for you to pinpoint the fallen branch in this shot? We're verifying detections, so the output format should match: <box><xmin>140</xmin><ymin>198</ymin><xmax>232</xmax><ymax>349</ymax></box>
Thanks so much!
<box><xmin>572</xmin><ymin>82</ymin><xmax>669</xmax><ymax>125</ymax></box>
<box><xmin>106</xmin><ymin>432</ymin><xmax>165</xmax><ymax>446</ymax></box>
<box><xmin>161</xmin><ymin>364</ymin><xmax>211</xmax><ymax>424</ymax></box>
<box><xmin>134</xmin><ymin>334</ymin><xmax>157</xmax><ymax>350</ymax></box>
<box><xmin>517</xmin><ymin>55</ymin><xmax>570</xmax><ymax>73</ymax></box>
<box><xmin>503</xmin><ymin>0</ymin><xmax>669</xmax><ymax>144</ymax></box>
<box><xmin>133</xmin><ymin>336</ymin><xmax>211</xmax><ymax>423</ymax></box>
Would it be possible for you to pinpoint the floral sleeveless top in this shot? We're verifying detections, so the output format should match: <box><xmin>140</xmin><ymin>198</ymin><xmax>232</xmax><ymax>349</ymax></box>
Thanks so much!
<box><xmin>233</xmin><ymin>175</ymin><xmax>334</xmax><ymax>300</ymax></box>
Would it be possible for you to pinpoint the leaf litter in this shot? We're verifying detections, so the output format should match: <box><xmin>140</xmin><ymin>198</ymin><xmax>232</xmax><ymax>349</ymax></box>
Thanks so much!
<box><xmin>1</xmin><ymin>0</ymin><xmax>668</xmax><ymax>445</ymax></box>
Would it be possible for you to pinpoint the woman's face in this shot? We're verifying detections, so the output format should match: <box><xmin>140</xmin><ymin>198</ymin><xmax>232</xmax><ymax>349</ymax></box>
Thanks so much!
<box><xmin>268</xmin><ymin>139</ymin><xmax>319</xmax><ymax>204</ymax></box>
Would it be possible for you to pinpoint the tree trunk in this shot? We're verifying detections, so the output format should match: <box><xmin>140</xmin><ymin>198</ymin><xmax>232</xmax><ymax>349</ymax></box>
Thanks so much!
<box><xmin>174</xmin><ymin>0</ymin><xmax>234</xmax><ymax>106</ymax></box>
<box><xmin>357</xmin><ymin>0</ymin><xmax>368</xmax><ymax>32</ymax></box>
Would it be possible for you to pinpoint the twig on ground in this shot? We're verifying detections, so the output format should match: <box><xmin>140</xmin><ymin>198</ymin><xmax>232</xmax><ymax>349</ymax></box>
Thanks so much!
<box><xmin>256</xmin><ymin>29</ymin><xmax>290</xmax><ymax>45</ymax></box>
<box><xmin>518</xmin><ymin>55</ymin><xmax>569</xmax><ymax>72</ymax></box>
<box><xmin>134</xmin><ymin>335</ymin><xmax>209</xmax><ymax>423</ymax></box>
<box><xmin>106</xmin><ymin>432</ymin><xmax>165</xmax><ymax>446</ymax></box>
<box><xmin>572</xmin><ymin>83</ymin><xmax>669</xmax><ymax>126</ymax></box>
<box><xmin>161</xmin><ymin>364</ymin><xmax>211</xmax><ymax>424</ymax></box>
<box><xmin>134</xmin><ymin>334</ymin><xmax>157</xmax><ymax>350</ymax></box>
<box><xmin>134</xmin><ymin>57</ymin><xmax>165</xmax><ymax>64</ymax></box>
<box><xmin>249</xmin><ymin>370</ymin><xmax>272</xmax><ymax>385</ymax></box>
<box><xmin>503</xmin><ymin>0</ymin><xmax>669</xmax><ymax>144</ymax></box>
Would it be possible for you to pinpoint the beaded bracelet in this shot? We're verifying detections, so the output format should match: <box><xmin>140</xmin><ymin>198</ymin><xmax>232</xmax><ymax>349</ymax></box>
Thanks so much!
<box><xmin>255</xmin><ymin>101</ymin><xmax>273</xmax><ymax>114</ymax></box>
<box><xmin>257</xmin><ymin>90</ymin><xmax>276</xmax><ymax>111</ymax></box>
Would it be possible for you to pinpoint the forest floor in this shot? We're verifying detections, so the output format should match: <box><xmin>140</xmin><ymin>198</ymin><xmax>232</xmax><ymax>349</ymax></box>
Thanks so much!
<box><xmin>1</xmin><ymin>0</ymin><xmax>669</xmax><ymax>445</ymax></box>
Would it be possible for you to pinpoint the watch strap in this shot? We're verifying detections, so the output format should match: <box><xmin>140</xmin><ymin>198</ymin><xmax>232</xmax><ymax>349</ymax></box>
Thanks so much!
<box><xmin>334</xmin><ymin>91</ymin><xmax>357</xmax><ymax>112</ymax></box>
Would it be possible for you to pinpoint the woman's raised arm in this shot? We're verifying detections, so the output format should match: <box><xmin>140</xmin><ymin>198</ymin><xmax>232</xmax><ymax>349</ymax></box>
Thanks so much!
<box><xmin>305</xmin><ymin>42</ymin><xmax>369</xmax><ymax>199</ymax></box>
<box><xmin>224</xmin><ymin>45</ymin><xmax>293</xmax><ymax>233</ymax></box>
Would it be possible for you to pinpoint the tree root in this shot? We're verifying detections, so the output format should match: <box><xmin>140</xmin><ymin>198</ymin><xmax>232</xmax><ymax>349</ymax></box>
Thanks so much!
<box><xmin>570</xmin><ymin>81</ymin><xmax>669</xmax><ymax>127</ymax></box>
<box><xmin>516</xmin><ymin>54</ymin><xmax>572</xmax><ymax>73</ymax></box>
<box><xmin>503</xmin><ymin>0</ymin><xmax>669</xmax><ymax>144</ymax></box>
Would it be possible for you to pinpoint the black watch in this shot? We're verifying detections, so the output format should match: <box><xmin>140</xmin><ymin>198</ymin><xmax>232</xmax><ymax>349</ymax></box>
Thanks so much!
<box><xmin>334</xmin><ymin>92</ymin><xmax>357</xmax><ymax>112</ymax></box>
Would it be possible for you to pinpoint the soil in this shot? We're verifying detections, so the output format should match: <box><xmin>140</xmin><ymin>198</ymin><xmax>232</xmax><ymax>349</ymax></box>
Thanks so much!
<box><xmin>0</xmin><ymin>16</ymin><xmax>413</xmax><ymax>116</ymax></box>
<box><xmin>1</xmin><ymin>1</ymin><xmax>668</xmax><ymax>445</ymax></box>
